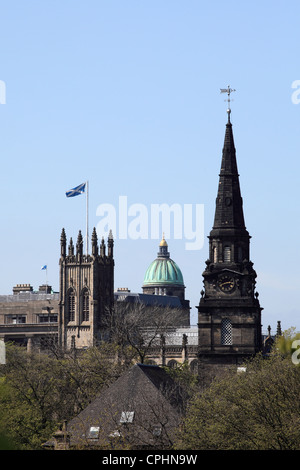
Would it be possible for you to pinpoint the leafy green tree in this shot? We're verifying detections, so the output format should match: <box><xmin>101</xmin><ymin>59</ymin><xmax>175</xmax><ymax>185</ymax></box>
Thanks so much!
<box><xmin>275</xmin><ymin>327</ymin><xmax>300</xmax><ymax>365</ymax></box>
<box><xmin>164</xmin><ymin>362</ymin><xmax>199</xmax><ymax>400</ymax></box>
<box><xmin>0</xmin><ymin>351</ymin><xmax>58</xmax><ymax>449</ymax></box>
<box><xmin>0</xmin><ymin>342</ymin><xmax>131</xmax><ymax>449</ymax></box>
<box><xmin>174</xmin><ymin>352</ymin><xmax>300</xmax><ymax>450</ymax></box>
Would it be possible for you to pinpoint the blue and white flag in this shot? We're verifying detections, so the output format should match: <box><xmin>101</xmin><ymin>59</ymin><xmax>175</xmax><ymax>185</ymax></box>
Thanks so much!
<box><xmin>41</xmin><ymin>265</ymin><xmax>47</xmax><ymax>270</ymax></box>
<box><xmin>66</xmin><ymin>182</ymin><xmax>86</xmax><ymax>198</ymax></box>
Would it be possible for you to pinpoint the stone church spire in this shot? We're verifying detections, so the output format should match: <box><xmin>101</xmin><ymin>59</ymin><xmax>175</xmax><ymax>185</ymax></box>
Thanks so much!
<box><xmin>208</xmin><ymin>113</ymin><xmax>251</xmax><ymax>266</ymax></box>
<box><xmin>212</xmin><ymin>116</ymin><xmax>246</xmax><ymax>233</ymax></box>
<box><xmin>197</xmin><ymin>104</ymin><xmax>262</xmax><ymax>375</ymax></box>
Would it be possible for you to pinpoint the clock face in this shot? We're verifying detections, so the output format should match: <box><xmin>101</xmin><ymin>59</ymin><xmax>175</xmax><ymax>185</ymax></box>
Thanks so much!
<box><xmin>218</xmin><ymin>275</ymin><xmax>235</xmax><ymax>293</ymax></box>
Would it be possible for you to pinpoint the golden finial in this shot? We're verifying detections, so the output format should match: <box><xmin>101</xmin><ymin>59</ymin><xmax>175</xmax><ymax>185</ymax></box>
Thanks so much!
<box><xmin>159</xmin><ymin>232</ymin><xmax>168</xmax><ymax>247</ymax></box>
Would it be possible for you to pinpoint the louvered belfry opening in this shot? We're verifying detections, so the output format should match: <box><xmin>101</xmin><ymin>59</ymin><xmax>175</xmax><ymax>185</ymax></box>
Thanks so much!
<box><xmin>221</xmin><ymin>318</ymin><xmax>232</xmax><ymax>346</ymax></box>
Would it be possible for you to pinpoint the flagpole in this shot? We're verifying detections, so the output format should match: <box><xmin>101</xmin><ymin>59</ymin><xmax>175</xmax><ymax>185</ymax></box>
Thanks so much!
<box><xmin>41</xmin><ymin>265</ymin><xmax>48</xmax><ymax>292</ymax></box>
<box><xmin>86</xmin><ymin>180</ymin><xmax>89</xmax><ymax>255</ymax></box>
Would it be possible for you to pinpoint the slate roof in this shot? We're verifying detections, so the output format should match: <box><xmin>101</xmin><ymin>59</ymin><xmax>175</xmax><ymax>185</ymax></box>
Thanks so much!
<box><xmin>114</xmin><ymin>291</ymin><xmax>183</xmax><ymax>308</ymax></box>
<box><xmin>60</xmin><ymin>363</ymin><xmax>186</xmax><ymax>450</ymax></box>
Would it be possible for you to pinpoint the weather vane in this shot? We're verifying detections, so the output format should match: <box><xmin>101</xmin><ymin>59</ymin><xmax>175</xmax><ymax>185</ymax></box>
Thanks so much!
<box><xmin>220</xmin><ymin>85</ymin><xmax>236</xmax><ymax>120</ymax></box>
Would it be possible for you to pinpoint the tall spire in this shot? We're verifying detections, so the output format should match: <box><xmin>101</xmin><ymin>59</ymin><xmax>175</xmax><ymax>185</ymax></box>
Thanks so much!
<box><xmin>207</xmin><ymin>90</ymin><xmax>251</xmax><ymax>266</ymax></box>
<box><xmin>197</xmin><ymin>91</ymin><xmax>263</xmax><ymax>374</ymax></box>
<box><xmin>212</xmin><ymin>87</ymin><xmax>246</xmax><ymax>233</ymax></box>
<box><xmin>212</xmin><ymin>116</ymin><xmax>246</xmax><ymax>231</ymax></box>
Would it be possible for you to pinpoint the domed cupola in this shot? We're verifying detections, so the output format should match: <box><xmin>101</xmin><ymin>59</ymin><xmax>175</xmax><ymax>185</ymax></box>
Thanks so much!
<box><xmin>142</xmin><ymin>236</ymin><xmax>185</xmax><ymax>300</ymax></box>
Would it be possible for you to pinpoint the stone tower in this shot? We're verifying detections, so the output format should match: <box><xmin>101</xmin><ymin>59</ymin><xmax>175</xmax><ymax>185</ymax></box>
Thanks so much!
<box><xmin>197</xmin><ymin>109</ymin><xmax>262</xmax><ymax>376</ymax></box>
<box><xmin>58</xmin><ymin>227</ymin><xmax>114</xmax><ymax>350</ymax></box>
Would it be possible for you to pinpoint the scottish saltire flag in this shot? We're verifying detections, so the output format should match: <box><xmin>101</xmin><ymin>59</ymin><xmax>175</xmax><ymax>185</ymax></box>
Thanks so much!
<box><xmin>41</xmin><ymin>265</ymin><xmax>47</xmax><ymax>270</ymax></box>
<box><xmin>66</xmin><ymin>182</ymin><xmax>86</xmax><ymax>198</ymax></box>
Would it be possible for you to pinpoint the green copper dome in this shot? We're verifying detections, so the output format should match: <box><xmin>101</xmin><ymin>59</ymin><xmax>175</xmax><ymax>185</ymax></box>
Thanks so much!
<box><xmin>143</xmin><ymin>236</ymin><xmax>184</xmax><ymax>287</ymax></box>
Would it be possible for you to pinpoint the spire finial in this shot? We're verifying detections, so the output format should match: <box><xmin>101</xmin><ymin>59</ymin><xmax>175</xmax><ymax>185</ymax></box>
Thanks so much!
<box><xmin>60</xmin><ymin>228</ymin><xmax>66</xmax><ymax>257</ymax></box>
<box><xmin>76</xmin><ymin>230</ymin><xmax>83</xmax><ymax>256</ymax></box>
<box><xmin>158</xmin><ymin>234</ymin><xmax>169</xmax><ymax>258</ymax></box>
<box><xmin>91</xmin><ymin>227</ymin><xmax>98</xmax><ymax>256</ymax></box>
<box><xmin>159</xmin><ymin>233</ymin><xmax>168</xmax><ymax>247</ymax></box>
<box><xmin>220</xmin><ymin>85</ymin><xmax>236</xmax><ymax>121</ymax></box>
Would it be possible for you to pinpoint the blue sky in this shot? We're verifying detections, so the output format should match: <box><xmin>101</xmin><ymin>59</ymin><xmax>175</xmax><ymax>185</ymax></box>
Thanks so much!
<box><xmin>0</xmin><ymin>0</ymin><xmax>299</xmax><ymax>332</ymax></box>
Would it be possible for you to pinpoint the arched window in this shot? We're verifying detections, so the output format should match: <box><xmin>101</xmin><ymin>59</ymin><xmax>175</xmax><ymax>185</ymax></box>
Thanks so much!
<box><xmin>223</xmin><ymin>246</ymin><xmax>231</xmax><ymax>263</ymax></box>
<box><xmin>167</xmin><ymin>360</ymin><xmax>178</xmax><ymax>369</ymax></box>
<box><xmin>221</xmin><ymin>318</ymin><xmax>232</xmax><ymax>345</ymax></box>
<box><xmin>67</xmin><ymin>289</ymin><xmax>75</xmax><ymax>322</ymax></box>
<box><xmin>82</xmin><ymin>288</ymin><xmax>89</xmax><ymax>322</ymax></box>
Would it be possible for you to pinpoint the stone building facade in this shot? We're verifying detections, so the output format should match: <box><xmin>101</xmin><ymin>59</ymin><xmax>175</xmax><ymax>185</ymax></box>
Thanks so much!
<box><xmin>0</xmin><ymin>284</ymin><xmax>59</xmax><ymax>351</ymax></box>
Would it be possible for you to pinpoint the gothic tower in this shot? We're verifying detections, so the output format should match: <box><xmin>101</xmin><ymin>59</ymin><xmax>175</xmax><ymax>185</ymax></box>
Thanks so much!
<box><xmin>58</xmin><ymin>227</ymin><xmax>114</xmax><ymax>350</ymax></box>
<box><xmin>197</xmin><ymin>109</ymin><xmax>262</xmax><ymax>375</ymax></box>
